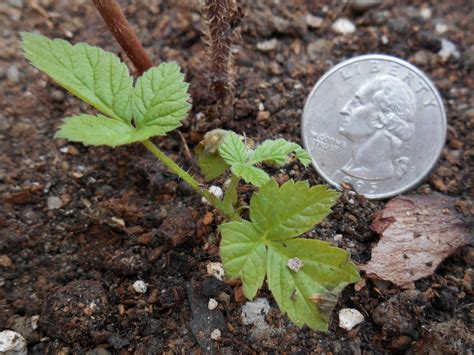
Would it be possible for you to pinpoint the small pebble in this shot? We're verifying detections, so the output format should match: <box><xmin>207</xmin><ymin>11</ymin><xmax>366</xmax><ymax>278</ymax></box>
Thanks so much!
<box><xmin>207</xmin><ymin>262</ymin><xmax>225</xmax><ymax>281</ymax></box>
<box><xmin>202</xmin><ymin>185</ymin><xmax>224</xmax><ymax>205</ymax></box>
<box><xmin>0</xmin><ymin>255</ymin><xmax>13</xmax><ymax>267</ymax></box>
<box><xmin>435</xmin><ymin>23</ymin><xmax>448</xmax><ymax>35</ymax></box>
<box><xmin>305</xmin><ymin>14</ymin><xmax>323</xmax><ymax>28</ymax></box>
<box><xmin>47</xmin><ymin>196</ymin><xmax>62</xmax><ymax>210</ymax></box>
<box><xmin>7</xmin><ymin>65</ymin><xmax>20</xmax><ymax>83</ymax></box>
<box><xmin>51</xmin><ymin>90</ymin><xmax>65</xmax><ymax>102</ymax></box>
<box><xmin>438</xmin><ymin>39</ymin><xmax>460</xmax><ymax>61</ymax></box>
<box><xmin>257</xmin><ymin>111</ymin><xmax>270</xmax><ymax>122</ymax></box>
<box><xmin>257</xmin><ymin>39</ymin><xmax>278</xmax><ymax>52</ymax></box>
<box><xmin>331</xmin><ymin>18</ymin><xmax>356</xmax><ymax>35</ymax></box>
<box><xmin>208</xmin><ymin>298</ymin><xmax>218</xmax><ymax>310</ymax></box>
<box><xmin>307</xmin><ymin>39</ymin><xmax>333</xmax><ymax>60</ymax></box>
<box><xmin>0</xmin><ymin>330</ymin><xmax>28</xmax><ymax>355</ymax></box>
<box><xmin>349</xmin><ymin>0</ymin><xmax>383</xmax><ymax>12</ymax></box>
<box><xmin>334</xmin><ymin>234</ymin><xmax>343</xmax><ymax>242</ymax></box>
<box><xmin>420</xmin><ymin>7</ymin><xmax>432</xmax><ymax>20</ymax></box>
<box><xmin>132</xmin><ymin>280</ymin><xmax>147</xmax><ymax>294</ymax></box>
<box><xmin>31</xmin><ymin>315</ymin><xmax>40</xmax><ymax>330</ymax></box>
<box><xmin>210</xmin><ymin>328</ymin><xmax>221</xmax><ymax>341</ymax></box>
<box><xmin>338</xmin><ymin>308</ymin><xmax>364</xmax><ymax>330</ymax></box>
<box><xmin>413</xmin><ymin>50</ymin><xmax>430</xmax><ymax>65</ymax></box>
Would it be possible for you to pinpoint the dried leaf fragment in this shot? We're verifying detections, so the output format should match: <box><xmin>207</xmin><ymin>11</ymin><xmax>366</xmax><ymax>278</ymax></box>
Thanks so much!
<box><xmin>364</xmin><ymin>194</ymin><xmax>472</xmax><ymax>286</ymax></box>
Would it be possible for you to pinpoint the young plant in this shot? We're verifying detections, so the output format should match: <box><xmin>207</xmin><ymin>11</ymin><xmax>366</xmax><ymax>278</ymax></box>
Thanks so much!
<box><xmin>21</xmin><ymin>33</ymin><xmax>359</xmax><ymax>331</ymax></box>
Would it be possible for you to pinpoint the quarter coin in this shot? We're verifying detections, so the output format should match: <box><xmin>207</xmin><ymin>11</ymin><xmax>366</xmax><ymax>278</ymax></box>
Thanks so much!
<box><xmin>302</xmin><ymin>54</ymin><xmax>446</xmax><ymax>199</ymax></box>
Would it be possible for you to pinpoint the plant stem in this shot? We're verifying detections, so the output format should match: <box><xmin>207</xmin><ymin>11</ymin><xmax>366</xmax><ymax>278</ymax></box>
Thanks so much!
<box><xmin>91</xmin><ymin>0</ymin><xmax>154</xmax><ymax>75</ymax></box>
<box><xmin>142</xmin><ymin>139</ymin><xmax>233</xmax><ymax>219</ymax></box>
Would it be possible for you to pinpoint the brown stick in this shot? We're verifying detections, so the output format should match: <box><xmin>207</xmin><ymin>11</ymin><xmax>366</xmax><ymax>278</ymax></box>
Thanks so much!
<box><xmin>91</xmin><ymin>0</ymin><xmax>154</xmax><ymax>74</ymax></box>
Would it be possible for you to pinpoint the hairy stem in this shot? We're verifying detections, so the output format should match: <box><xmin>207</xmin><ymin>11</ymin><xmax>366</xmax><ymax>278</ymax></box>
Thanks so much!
<box><xmin>142</xmin><ymin>139</ymin><xmax>234</xmax><ymax>219</ymax></box>
<box><xmin>200</xmin><ymin>0</ymin><xmax>241</xmax><ymax>103</ymax></box>
<box><xmin>91</xmin><ymin>0</ymin><xmax>154</xmax><ymax>75</ymax></box>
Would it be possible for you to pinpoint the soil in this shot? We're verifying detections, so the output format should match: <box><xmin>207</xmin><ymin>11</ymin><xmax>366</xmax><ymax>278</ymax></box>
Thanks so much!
<box><xmin>0</xmin><ymin>0</ymin><xmax>473</xmax><ymax>354</ymax></box>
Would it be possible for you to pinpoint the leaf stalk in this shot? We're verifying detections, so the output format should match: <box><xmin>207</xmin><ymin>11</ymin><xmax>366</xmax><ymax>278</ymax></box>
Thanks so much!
<box><xmin>142</xmin><ymin>139</ymin><xmax>235</xmax><ymax>219</ymax></box>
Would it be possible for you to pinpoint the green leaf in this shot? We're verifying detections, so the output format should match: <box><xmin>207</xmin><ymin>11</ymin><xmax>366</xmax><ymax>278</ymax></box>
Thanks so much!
<box><xmin>195</xmin><ymin>145</ymin><xmax>229</xmax><ymax>181</ymax></box>
<box><xmin>219</xmin><ymin>221</ymin><xmax>267</xmax><ymax>299</ymax></box>
<box><xmin>250</xmin><ymin>180</ymin><xmax>340</xmax><ymax>241</ymax></box>
<box><xmin>231</xmin><ymin>163</ymin><xmax>270</xmax><ymax>187</ymax></box>
<box><xmin>56</xmin><ymin>114</ymin><xmax>188</xmax><ymax>147</ymax></box>
<box><xmin>267</xmin><ymin>238</ymin><xmax>360</xmax><ymax>331</ymax></box>
<box><xmin>55</xmin><ymin>114</ymin><xmax>134</xmax><ymax>147</ymax></box>
<box><xmin>252</xmin><ymin>139</ymin><xmax>312</xmax><ymax>167</ymax></box>
<box><xmin>216</xmin><ymin>132</ymin><xmax>312</xmax><ymax>186</ymax></box>
<box><xmin>21</xmin><ymin>32</ymin><xmax>133</xmax><ymax>124</ymax></box>
<box><xmin>219</xmin><ymin>179</ymin><xmax>358</xmax><ymax>331</ymax></box>
<box><xmin>133</xmin><ymin>62</ymin><xmax>191</xmax><ymax>134</ymax></box>
<box><xmin>218</xmin><ymin>131</ymin><xmax>249</xmax><ymax>165</ymax></box>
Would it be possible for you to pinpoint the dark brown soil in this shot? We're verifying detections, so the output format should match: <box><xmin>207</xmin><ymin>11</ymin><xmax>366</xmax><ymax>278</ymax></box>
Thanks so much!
<box><xmin>1</xmin><ymin>0</ymin><xmax>472</xmax><ymax>353</ymax></box>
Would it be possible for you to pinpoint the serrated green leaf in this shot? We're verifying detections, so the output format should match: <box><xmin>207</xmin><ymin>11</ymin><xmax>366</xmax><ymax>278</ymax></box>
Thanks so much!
<box><xmin>250</xmin><ymin>180</ymin><xmax>340</xmax><ymax>241</ymax></box>
<box><xmin>55</xmin><ymin>114</ymin><xmax>134</xmax><ymax>147</ymax></box>
<box><xmin>219</xmin><ymin>221</ymin><xmax>267</xmax><ymax>299</ymax></box>
<box><xmin>219</xmin><ymin>179</ymin><xmax>358</xmax><ymax>331</ymax></box>
<box><xmin>133</xmin><ymin>62</ymin><xmax>191</xmax><ymax>134</ymax></box>
<box><xmin>21</xmin><ymin>32</ymin><xmax>133</xmax><ymax>124</ymax></box>
<box><xmin>56</xmin><ymin>114</ymin><xmax>187</xmax><ymax>147</ymax></box>
<box><xmin>218</xmin><ymin>131</ymin><xmax>249</xmax><ymax>165</ymax></box>
<box><xmin>195</xmin><ymin>144</ymin><xmax>229</xmax><ymax>181</ymax></box>
<box><xmin>231</xmin><ymin>163</ymin><xmax>270</xmax><ymax>187</ymax></box>
<box><xmin>267</xmin><ymin>238</ymin><xmax>360</xmax><ymax>331</ymax></box>
<box><xmin>251</xmin><ymin>139</ymin><xmax>312</xmax><ymax>167</ymax></box>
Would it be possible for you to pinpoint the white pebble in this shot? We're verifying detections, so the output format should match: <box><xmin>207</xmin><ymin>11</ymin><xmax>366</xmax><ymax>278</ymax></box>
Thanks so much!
<box><xmin>201</xmin><ymin>185</ymin><xmax>224</xmax><ymax>205</ymax></box>
<box><xmin>47</xmin><ymin>196</ymin><xmax>62</xmax><ymax>210</ymax></box>
<box><xmin>287</xmin><ymin>257</ymin><xmax>304</xmax><ymax>272</ymax></box>
<box><xmin>334</xmin><ymin>234</ymin><xmax>343</xmax><ymax>242</ymax></box>
<box><xmin>349</xmin><ymin>0</ymin><xmax>383</xmax><ymax>12</ymax></box>
<box><xmin>381</xmin><ymin>35</ymin><xmax>389</xmax><ymax>45</ymax></box>
<box><xmin>438</xmin><ymin>39</ymin><xmax>460</xmax><ymax>61</ymax></box>
<box><xmin>256</xmin><ymin>38</ymin><xmax>278</xmax><ymax>52</ymax></box>
<box><xmin>132</xmin><ymin>280</ymin><xmax>147</xmax><ymax>294</ymax></box>
<box><xmin>31</xmin><ymin>315</ymin><xmax>40</xmax><ymax>330</ymax></box>
<box><xmin>420</xmin><ymin>7</ymin><xmax>432</xmax><ymax>20</ymax></box>
<box><xmin>331</xmin><ymin>18</ymin><xmax>356</xmax><ymax>35</ymax></box>
<box><xmin>208</xmin><ymin>298</ymin><xmax>218</xmax><ymax>310</ymax></box>
<box><xmin>207</xmin><ymin>262</ymin><xmax>225</xmax><ymax>281</ymax></box>
<box><xmin>7</xmin><ymin>65</ymin><xmax>19</xmax><ymax>83</ymax></box>
<box><xmin>435</xmin><ymin>23</ymin><xmax>448</xmax><ymax>35</ymax></box>
<box><xmin>338</xmin><ymin>308</ymin><xmax>364</xmax><ymax>330</ymax></box>
<box><xmin>258</xmin><ymin>102</ymin><xmax>265</xmax><ymax>111</ymax></box>
<box><xmin>0</xmin><ymin>330</ymin><xmax>27</xmax><ymax>355</ymax></box>
<box><xmin>210</xmin><ymin>328</ymin><xmax>221</xmax><ymax>340</ymax></box>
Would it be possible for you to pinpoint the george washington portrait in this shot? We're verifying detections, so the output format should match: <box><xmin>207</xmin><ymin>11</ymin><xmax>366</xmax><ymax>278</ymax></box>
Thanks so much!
<box><xmin>338</xmin><ymin>75</ymin><xmax>416</xmax><ymax>181</ymax></box>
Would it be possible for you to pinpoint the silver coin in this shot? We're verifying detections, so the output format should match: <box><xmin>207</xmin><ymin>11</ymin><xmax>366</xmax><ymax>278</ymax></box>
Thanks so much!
<box><xmin>302</xmin><ymin>54</ymin><xmax>446</xmax><ymax>199</ymax></box>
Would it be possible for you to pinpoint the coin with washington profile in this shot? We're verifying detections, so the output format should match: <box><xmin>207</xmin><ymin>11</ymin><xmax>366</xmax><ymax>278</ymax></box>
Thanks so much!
<box><xmin>302</xmin><ymin>54</ymin><xmax>446</xmax><ymax>199</ymax></box>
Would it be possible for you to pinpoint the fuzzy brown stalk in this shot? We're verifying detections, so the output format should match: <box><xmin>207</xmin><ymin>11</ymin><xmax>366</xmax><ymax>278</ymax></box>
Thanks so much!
<box><xmin>200</xmin><ymin>0</ymin><xmax>242</xmax><ymax>103</ymax></box>
<box><xmin>91</xmin><ymin>0</ymin><xmax>154</xmax><ymax>75</ymax></box>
